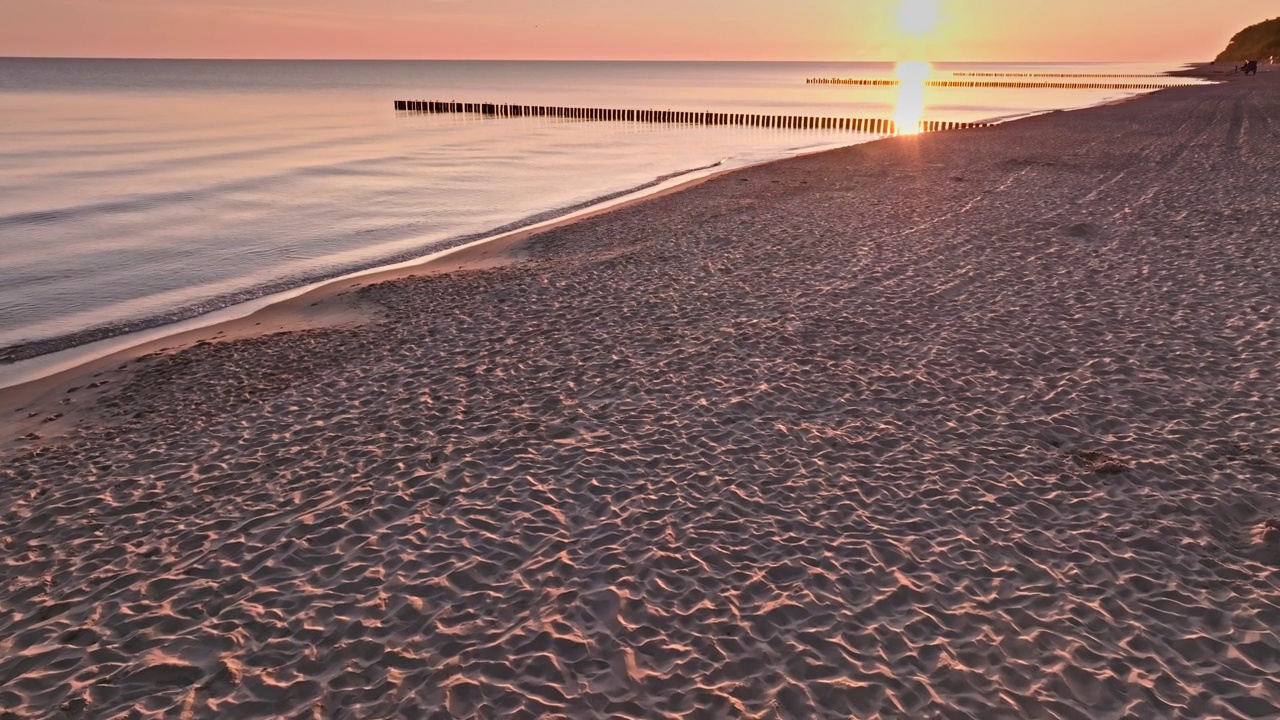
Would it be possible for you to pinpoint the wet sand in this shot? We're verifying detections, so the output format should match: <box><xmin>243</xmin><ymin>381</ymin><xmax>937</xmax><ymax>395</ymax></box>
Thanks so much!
<box><xmin>1</xmin><ymin>73</ymin><xmax>1278</xmax><ymax>718</ymax></box>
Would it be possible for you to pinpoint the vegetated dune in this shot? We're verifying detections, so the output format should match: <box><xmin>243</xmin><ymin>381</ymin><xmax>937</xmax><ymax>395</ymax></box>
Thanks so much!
<box><xmin>1215</xmin><ymin>16</ymin><xmax>1280</xmax><ymax>62</ymax></box>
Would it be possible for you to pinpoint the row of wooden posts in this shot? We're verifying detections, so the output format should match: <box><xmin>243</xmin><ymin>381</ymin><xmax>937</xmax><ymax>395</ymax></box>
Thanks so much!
<box><xmin>806</xmin><ymin>78</ymin><xmax>1186</xmax><ymax>90</ymax></box>
<box><xmin>393</xmin><ymin>101</ymin><xmax>990</xmax><ymax>134</ymax></box>
<box><xmin>951</xmin><ymin>72</ymin><xmax>1171</xmax><ymax>79</ymax></box>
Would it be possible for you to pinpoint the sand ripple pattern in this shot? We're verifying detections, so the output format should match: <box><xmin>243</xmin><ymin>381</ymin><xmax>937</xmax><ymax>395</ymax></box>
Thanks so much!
<box><xmin>2</xmin><ymin>78</ymin><xmax>1279</xmax><ymax>718</ymax></box>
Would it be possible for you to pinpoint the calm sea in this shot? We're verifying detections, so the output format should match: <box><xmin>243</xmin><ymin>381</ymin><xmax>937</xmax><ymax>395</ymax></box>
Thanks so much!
<box><xmin>0</xmin><ymin>59</ymin><xmax>1196</xmax><ymax>377</ymax></box>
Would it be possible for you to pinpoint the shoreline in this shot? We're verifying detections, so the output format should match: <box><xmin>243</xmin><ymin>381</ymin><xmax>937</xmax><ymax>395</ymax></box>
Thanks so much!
<box><xmin>0</xmin><ymin>75</ymin><xmax>1198</xmax><ymax>399</ymax></box>
<box><xmin>0</xmin><ymin>135</ymin><xmax>887</xmax><ymax>391</ymax></box>
<box><xmin>0</xmin><ymin>63</ymin><xmax>1206</xmax><ymax>377</ymax></box>
<box><xmin>0</xmin><ymin>98</ymin><xmax>1086</xmax><ymax>447</ymax></box>
<box><xmin>2</xmin><ymin>69</ymin><xmax>1277</xmax><ymax>717</ymax></box>
<box><xmin>0</xmin><ymin>158</ymin><xmax>734</xmax><ymax>369</ymax></box>
<box><xmin>0</xmin><ymin>161</ymin><xmax>752</xmax><ymax>446</ymax></box>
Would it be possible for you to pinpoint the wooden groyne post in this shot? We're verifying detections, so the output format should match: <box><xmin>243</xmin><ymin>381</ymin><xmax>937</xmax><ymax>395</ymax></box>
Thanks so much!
<box><xmin>392</xmin><ymin>100</ymin><xmax>991</xmax><ymax>135</ymax></box>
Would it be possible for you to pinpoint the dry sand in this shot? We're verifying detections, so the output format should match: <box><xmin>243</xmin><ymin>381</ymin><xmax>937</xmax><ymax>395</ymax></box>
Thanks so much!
<box><xmin>1</xmin><ymin>73</ymin><xmax>1278</xmax><ymax>719</ymax></box>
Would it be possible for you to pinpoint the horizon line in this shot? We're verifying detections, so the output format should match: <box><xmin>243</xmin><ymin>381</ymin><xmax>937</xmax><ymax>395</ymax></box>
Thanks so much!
<box><xmin>0</xmin><ymin>55</ymin><xmax>1200</xmax><ymax>65</ymax></box>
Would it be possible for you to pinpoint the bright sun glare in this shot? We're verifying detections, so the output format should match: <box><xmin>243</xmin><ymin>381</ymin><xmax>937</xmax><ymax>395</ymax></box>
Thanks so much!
<box><xmin>893</xmin><ymin>61</ymin><xmax>933</xmax><ymax>135</ymax></box>
<box><xmin>894</xmin><ymin>60</ymin><xmax>932</xmax><ymax>85</ymax></box>
<box><xmin>896</xmin><ymin>0</ymin><xmax>941</xmax><ymax>36</ymax></box>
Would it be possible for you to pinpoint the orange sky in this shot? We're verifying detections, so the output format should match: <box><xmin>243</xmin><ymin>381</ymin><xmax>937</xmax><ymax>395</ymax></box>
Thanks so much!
<box><xmin>1</xmin><ymin>1</ymin><xmax>1269</xmax><ymax>61</ymax></box>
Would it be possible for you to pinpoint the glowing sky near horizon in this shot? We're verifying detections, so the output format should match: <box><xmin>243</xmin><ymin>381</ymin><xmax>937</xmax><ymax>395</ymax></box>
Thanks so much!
<box><xmin>0</xmin><ymin>0</ymin><xmax>1267</xmax><ymax>61</ymax></box>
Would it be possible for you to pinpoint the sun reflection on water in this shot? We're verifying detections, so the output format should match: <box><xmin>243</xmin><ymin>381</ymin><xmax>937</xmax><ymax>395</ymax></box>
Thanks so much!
<box><xmin>893</xmin><ymin>61</ymin><xmax>931</xmax><ymax>135</ymax></box>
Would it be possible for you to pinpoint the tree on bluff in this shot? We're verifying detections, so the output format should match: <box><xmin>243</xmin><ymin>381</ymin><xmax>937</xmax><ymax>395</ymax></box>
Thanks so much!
<box><xmin>1215</xmin><ymin>17</ymin><xmax>1280</xmax><ymax>62</ymax></box>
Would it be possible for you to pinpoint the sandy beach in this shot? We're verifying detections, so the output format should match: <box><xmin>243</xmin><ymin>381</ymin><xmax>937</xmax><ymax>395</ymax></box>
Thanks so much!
<box><xmin>2</xmin><ymin>70</ymin><xmax>1278</xmax><ymax>718</ymax></box>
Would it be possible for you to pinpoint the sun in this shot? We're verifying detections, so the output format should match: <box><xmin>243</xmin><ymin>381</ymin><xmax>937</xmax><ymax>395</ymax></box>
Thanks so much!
<box><xmin>896</xmin><ymin>0</ymin><xmax>942</xmax><ymax>36</ymax></box>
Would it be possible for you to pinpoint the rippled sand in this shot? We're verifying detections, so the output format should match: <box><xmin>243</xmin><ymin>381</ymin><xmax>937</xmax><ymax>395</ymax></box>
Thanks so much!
<box><xmin>2</xmin><ymin>73</ymin><xmax>1278</xmax><ymax>718</ymax></box>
